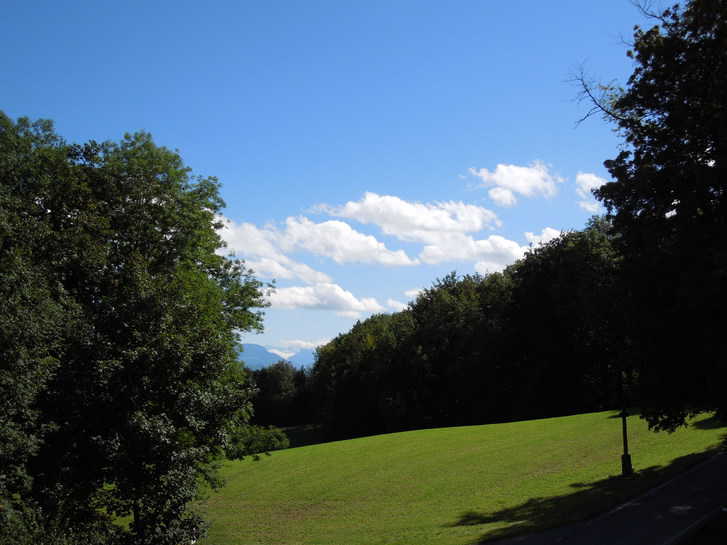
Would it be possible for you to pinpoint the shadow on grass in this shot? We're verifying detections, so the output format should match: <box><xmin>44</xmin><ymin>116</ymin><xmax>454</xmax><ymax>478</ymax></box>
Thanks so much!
<box><xmin>691</xmin><ymin>414</ymin><xmax>725</xmax><ymax>430</ymax></box>
<box><xmin>449</xmin><ymin>446</ymin><xmax>725</xmax><ymax>544</ymax></box>
<box><xmin>606</xmin><ymin>409</ymin><xmax>639</xmax><ymax>419</ymax></box>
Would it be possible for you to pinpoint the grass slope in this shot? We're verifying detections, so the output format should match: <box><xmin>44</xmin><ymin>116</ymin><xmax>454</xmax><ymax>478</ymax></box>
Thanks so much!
<box><xmin>199</xmin><ymin>411</ymin><xmax>725</xmax><ymax>545</ymax></box>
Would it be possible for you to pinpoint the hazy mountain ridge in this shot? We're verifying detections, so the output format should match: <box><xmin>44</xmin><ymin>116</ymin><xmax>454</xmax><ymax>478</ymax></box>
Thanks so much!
<box><xmin>237</xmin><ymin>344</ymin><xmax>315</xmax><ymax>370</ymax></box>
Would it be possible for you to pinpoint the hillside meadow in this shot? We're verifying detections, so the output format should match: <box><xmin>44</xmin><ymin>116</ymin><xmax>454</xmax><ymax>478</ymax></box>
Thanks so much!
<box><xmin>198</xmin><ymin>411</ymin><xmax>725</xmax><ymax>545</ymax></box>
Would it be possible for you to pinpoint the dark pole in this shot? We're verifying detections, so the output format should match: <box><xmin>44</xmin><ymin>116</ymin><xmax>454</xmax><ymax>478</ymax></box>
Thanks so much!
<box><xmin>621</xmin><ymin>408</ymin><xmax>633</xmax><ymax>475</ymax></box>
<box><xmin>620</xmin><ymin>370</ymin><xmax>633</xmax><ymax>476</ymax></box>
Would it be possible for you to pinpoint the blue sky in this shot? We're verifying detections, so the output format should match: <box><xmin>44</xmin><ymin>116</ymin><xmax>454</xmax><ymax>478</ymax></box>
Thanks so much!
<box><xmin>2</xmin><ymin>1</ymin><xmax>650</xmax><ymax>358</ymax></box>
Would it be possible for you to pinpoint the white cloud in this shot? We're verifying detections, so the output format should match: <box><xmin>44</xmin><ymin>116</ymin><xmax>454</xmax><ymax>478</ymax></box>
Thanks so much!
<box><xmin>488</xmin><ymin>187</ymin><xmax>517</xmax><ymax>207</ymax></box>
<box><xmin>243</xmin><ymin>257</ymin><xmax>291</xmax><ymax>280</ymax></box>
<box><xmin>318</xmin><ymin>192</ymin><xmax>501</xmax><ymax>244</ymax></box>
<box><xmin>524</xmin><ymin>227</ymin><xmax>561</xmax><ymax>246</ymax></box>
<box><xmin>217</xmin><ymin>213</ymin><xmax>418</xmax><ymax>283</ymax></box>
<box><xmin>575</xmin><ymin>172</ymin><xmax>608</xmax><ymax>199</ymax></box>
<box><xmin>578</xmin><ymin>201</ymin><xmax>601</xmax><ymax>213</ymax></box>
<box><xmin>280</xmin><ymin>216</ymin><xmax>418</xmax><ymax>266</ymax></box>
<box><xmin>244</xmin><ymin>257</ymin><xmax>331</xmax><ymax>284</ymax></box>
<box><xmin>268</xmin><ymin>282</ymin><xmax>385</xmax><ymax>317</ymax></box>
<box><xmin>217</xmin><ymin>216</ymin><xmax>332</xmax><ymax>284</ymax></box>
<box><xmin>217</xmin><ymin>217</ymin><xmax>278</xmax><ymax>259</ymax></box>
<box><xmin>575</xmin><ymin>172</ymin><xmax>608</xmax><ymax>213</ymax></box>
<box><xmin>469</xmin><ymin>161</ymin><xmax>564</xmax><ymax>206</ymax></box>
<box><xmin>268</xmin><ymin>348</ymin><xmax>295</xmax><ymax>360</ymax></box>
<box><xmin>419</xmin><ymin>232</ymin><xmax>526</xmax><ymax>268</ymax></box>
<box><xmin>386</xmin><ymin>298</ymin><xmax>408</xmax><ymax>312</ymax></box>
<box><xmin>280</xmin><ymin>339</ymin><xmax>330</xmax><ymax>350</ymax></box>
<box><xmin>404</xmin><ymin>288</ymin><xmax>422</xmax><ymax>299</ymax></box>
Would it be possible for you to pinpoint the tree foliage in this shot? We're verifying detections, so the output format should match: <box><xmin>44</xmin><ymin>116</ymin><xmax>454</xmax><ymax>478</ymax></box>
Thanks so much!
<box><xmin>307</xmin><ymin>223</ymin><xmax>623</xmax><ymax>440</ymax></box>
<box><xmin>505</xmin><ymin>218</ymin><xmax>623</xmax><ymax>419</ymax></box>
<box><xmin>250</xmin><ymin>360</ymin><xmax>314</xmax><ymax>426</ymax></box>
<box><xmin>593</xmin><ymin>0</ymin><xmax>727</xmax><ymax>429</ymax></box>
<box><xmin>0</xmin><ymin>113</ymin><xmax>267</xmax><ymax>544</ymax></box>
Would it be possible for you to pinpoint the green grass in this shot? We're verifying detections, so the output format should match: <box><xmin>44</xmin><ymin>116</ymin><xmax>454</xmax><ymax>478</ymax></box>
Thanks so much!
<box><xmin>198</xmin><ymin>411</ymin><xmax>725</xmax><ymax>545</ymax></box>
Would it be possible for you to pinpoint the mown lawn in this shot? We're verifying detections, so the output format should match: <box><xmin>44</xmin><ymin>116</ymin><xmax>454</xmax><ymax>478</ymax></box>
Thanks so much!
<box><xmin>198</xmin><ymin>411</ymin><xmax>725</xmax><ymax>545</ymax></box>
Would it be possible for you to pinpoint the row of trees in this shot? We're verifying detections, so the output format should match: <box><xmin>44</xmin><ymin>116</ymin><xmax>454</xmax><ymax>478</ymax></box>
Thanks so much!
<box><xmin>304</xmin><ymin>221</ymin><xmax>625</xmax><ymax>439</ymax></box>
<box><xmin>0</xmin><ymin>116</ymin><xmax>268</xmax><ymax>544</ymax></box>
<box><xmin>249</xmin><ymin>220</ymin><xmax>624</xmax><ymax>438</ymax></box>
<box><xmin>250</xmin><ymin>361</ymin><xmax>314</xmax><ymax>427</ymax></box>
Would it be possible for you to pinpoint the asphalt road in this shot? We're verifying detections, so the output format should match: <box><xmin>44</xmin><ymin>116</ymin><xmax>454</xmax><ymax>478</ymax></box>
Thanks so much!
<box><xmin>490</xmin><ymin>453</ymin><xmax>727</xmax><ymax>545</ymax></box>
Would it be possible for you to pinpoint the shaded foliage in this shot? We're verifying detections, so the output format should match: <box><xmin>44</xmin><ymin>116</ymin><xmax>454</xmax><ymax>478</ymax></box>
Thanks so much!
<box><xmin>251</xmin><ymin>361</ymin><xmax>314</xmax><ymax>427</ymax></box>
<box><xmin>224</xmin><ymin>423</ymin><xmax>289</xmax><ymax>460</ymax></box>
<box><xmin>0</xmin><ymin>113</ymin><xmax>267</xmax><ymax>544</ymax></box>
<box><xmin>503</xmin><ymin>218</ymin><xmax>624</xmax><ymax>419</ymax></box>
<box><xmin>309</xmin><ymin>223</ymin><xmax>624</xmax><ymax>439</ymax></box>
<box><xmin>593</xmin><ymin>0</ymin><xmax>727</xmax><ymax>429</ymax></box>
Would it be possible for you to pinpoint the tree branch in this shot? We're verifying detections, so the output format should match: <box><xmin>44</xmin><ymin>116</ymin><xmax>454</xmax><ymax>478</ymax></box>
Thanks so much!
<box><xmin>571</xmin><ymin>68</ymin><xmax>631</xmax><ymax>126</ymax></box>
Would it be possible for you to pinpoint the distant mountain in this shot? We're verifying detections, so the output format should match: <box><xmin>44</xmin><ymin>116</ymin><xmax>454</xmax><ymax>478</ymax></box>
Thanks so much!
<box><xmin>237</xmin><ymin>343</ymin><xmax>286</xmax><ymax>370</ymax></box>
<box><xmin>289</xmin><ymin>348</ymin><xmax>316</xmax><ymax>368</ymax></box>
<box><xmin>237</xmin><ymin>344</ymin><xmax>318</xmax><ymax>370</ymax></box>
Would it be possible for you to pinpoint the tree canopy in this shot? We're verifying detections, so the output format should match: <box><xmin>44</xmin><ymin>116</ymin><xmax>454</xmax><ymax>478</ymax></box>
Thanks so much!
<box><xmin>305</xmin><ymin>223</ymin><xmax>623</xmax><ymax>440</ymax></box>
<box><xmin>593</xmin><ymin>0</ymin><xmax>727</xmax><ymax>429</ymax></box>
<box><xmin>0</xmin><ymin>113</ymin><xmax>267</xmax><ymax>544</ymax></box>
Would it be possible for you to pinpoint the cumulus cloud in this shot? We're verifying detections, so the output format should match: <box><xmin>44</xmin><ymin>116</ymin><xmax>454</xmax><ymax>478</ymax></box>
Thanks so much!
<box><xmin>416</xmin><ymin>232</ymin><xmax>527</xmax><ymax>275</ymax></box>
<box><xmin>575</xmin><ymin>172</ymin><xmax>608</xmax><ymax>213</ymax></box>
<box><xmin>488</xmin><ymin>187</ymin><xmax>517</xmax><ymax>207</ymax></box>
<box><xmin>268</xmin><ymin>282</ymin><xmax>385</xmax><ymax>317</ymax></box>
<box><xmin>386</xmin><ymin>298</ymin><xmax>408</xmax><ymax>312</ymax></box>
<box><xmin>217</xmin><ymin>216</ymin><xmax>332</xmax><ymax>284</ymax></box>
<box><xmin>245</xmin><ymin>257</ymin><xmax>331</xmax><ymax>284</ymax></box>
<box><xmin>318</xmin><ymin>192</ymin><xmax>501</xmax><ymax>244</ymax></box>
<box><xmin>280</xmin><ymin>216</ymin><xmax>418</xmax><ymax>266</ymax></box>
<box><xmin>317</xmin><ymin>194</ymin><xmax>525</xmax><ymax>272</ymax></box>
<box><xmin>217</xmin><ymin>213</ymin><xmax>418</xmax><ymax>284</ymax></box>
<box><xmin>578</xmin><ymin>201</ymin><xmax>601</xmax><ymax>213</ymax></box>
<box><xmin>217</xmin><ymin>217</ymin><xmax>278</xmax><ymax>259</ymax></box>
<box><xmin>469</xmin><ymin>161</ymin><xmax>564</xmax><ymax>206</ymax></box>
<box><xmin>524</xmin><ymin>227</ymin><xmax>562</xmax><ymax>246</ymax></box>
<box><xmin>575</xmin><ymin>172</ymin><xmax>608</xmax><ymax>198</ymax></box>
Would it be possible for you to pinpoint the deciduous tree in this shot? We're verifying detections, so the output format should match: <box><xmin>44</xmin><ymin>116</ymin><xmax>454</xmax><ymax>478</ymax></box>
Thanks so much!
<box><xmin>0</xmin><ymin>113</ymin><xmax>267</xmax><ymax>544</ymax></box>
<box><xmin>589</xmin><ymin>0</ymin><xmax>727</xmax><ymax>429</ymax></box>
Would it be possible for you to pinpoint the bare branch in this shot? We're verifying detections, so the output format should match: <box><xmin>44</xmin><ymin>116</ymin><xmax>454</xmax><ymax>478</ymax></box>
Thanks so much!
<box><xmin>570</xmin><ymin>67</ymin><xmax>631</xmax><ymax>126</ymax></box>
<box><xmin>630</xmin><ymin>0</ymin><xmax>673</xmax><ymax>25</ymax></box>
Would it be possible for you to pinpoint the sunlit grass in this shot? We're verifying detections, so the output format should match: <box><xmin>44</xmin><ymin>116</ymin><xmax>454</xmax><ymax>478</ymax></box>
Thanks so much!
<box><xmin>198</xmin><ymin>411</ymin><xmax>725</xmax><ymax>545</ymax></box>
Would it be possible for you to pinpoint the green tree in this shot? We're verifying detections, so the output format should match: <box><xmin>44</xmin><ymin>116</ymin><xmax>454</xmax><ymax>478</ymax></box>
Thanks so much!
<box><xmin>408</xmin><ymin>272</ymin><xmax>510</xmax><ymax>426</ymax></box>
<box><xmin>0</xmin><ymin>113</ymin><xmax>267</xmax><ymax>544</ymax></box>
<box><xmin>310</xmin><ymin>272</ymin><xmax>514</xmax><ymax>437</ymax></box>
<box><xmin>312</xmin><ymin>309</ymin><xmax>427</xmax><ymax>437</ymax></box>
<box><xmin>0</xmin><ymin>115</ymin><xmax>75</xmax><ymax>537</ymax></box>
<box><xmin>505</xmin><ymin>220</ymin><xmax>623</xmax><ymax>418</ymax></box>
<box><xmin>252</xmin><ymin>360</ymin><xmax>298</xmax><ymax>425</ymax></box>
<box><xmin>587</xmin><ymin>0</ymin><xmax>727</xmax><ymax>429</ymax></box>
